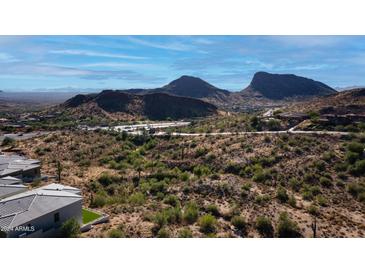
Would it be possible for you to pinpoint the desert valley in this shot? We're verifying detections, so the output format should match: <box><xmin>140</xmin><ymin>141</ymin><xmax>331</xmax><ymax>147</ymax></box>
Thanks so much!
<box><xmin>1</xmin><ymin>71</ymin><xmax>365</xmax><ymax>238</ymax></box>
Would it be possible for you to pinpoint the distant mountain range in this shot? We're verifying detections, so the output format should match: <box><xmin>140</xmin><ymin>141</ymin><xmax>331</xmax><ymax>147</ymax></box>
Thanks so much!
<box><xmin>60</xmin><ymin>72</ymin><xmax>338</xmax><ymax>120</ymax></box>
<box><xmin>112</xmin><ymin>75</ymin><xmax>230</xmax><ymax>103</ymax></box>
<box><xmin>63</xmin><ymin>90</ymin><xmax>217</xmax><ymax>120</ymax></box>
<box><xmin>241</xmin><ymin>72</ymin><xmax>336</xmax><ymax>100</ymax></box>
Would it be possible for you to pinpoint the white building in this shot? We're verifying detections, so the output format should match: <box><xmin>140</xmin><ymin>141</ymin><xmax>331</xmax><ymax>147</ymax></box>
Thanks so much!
<box><xmin>0</xmin><ymin>184</ymin><xmax>82</xmax><ymax>238</ymax></box>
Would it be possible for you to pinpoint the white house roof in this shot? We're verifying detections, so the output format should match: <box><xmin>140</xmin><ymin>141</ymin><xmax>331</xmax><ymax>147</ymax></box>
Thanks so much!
<box><xmin>0</xmin><ymin>184</ymin><xmax>82</xmax><ymax>230</ymax></box>
<box><xmin>0</xmin><ymin>184</ymin><xmax>28</xmax><ymax>199</ymax></box>
<box><xmin>0</xmin><ymin>176</ymin><xmax>22</xmax><ymax>185</ymax></box>
<box><xmin>39</xmin><ymin>183</ymin><xmax>81</xmax><ymax>194</ymax></box>
<box><xmin>0</xmin><ymin>155</ymin><xmax>40</xmax><ymax>177</ymax></box>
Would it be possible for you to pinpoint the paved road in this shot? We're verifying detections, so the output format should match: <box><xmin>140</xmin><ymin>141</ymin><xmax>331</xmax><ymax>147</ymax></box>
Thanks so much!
<box><xmin>152</xmin><ymin>127</ymin><xmax>350</xmax><ymax>137</ymax></box>
<box><xmin>86</xmin><ymin>121</ymin><xmax>191</xmax><ymax>132</ymax></box>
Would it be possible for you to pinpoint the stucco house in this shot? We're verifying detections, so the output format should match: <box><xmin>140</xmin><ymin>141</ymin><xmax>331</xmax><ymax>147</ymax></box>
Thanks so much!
<box><xmin>0</xmin><ymin>155</ymin><xmax>41</xmax><ymax>182</ymax></box>
<box><xmin>0</xmin><ymin>184</ymin><xmax>82</xmax><ymax>238</ymax></box>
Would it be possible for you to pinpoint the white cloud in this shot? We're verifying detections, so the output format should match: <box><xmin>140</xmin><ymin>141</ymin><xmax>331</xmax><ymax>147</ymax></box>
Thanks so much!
<box><xmin>0</xmin><ymin>52</ymin><xmax>18</xmax><ymax>63</ymax></box>
<box><xmin>270</xmin><ymin>36</ymin><xmax>346</xmax><ymax>48</ymax></box>
<box><xmin>126</xmin><ymin>37</ymin><xmax>192</xmax><ymax>51</ymax></box>
<box><xmin>49</xmin><ymin>49</ymin><xmax>147</xmax><ymax>60</ymax></box>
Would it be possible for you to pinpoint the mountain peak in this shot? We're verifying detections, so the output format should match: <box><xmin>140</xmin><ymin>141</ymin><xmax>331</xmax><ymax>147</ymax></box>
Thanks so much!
<box><xmin>244</xmin><ymin>71</ymin><xmax>336</xmax><ymax>100</ymax></box>
<box><xmin>163</xmin><ymin>75</ymin><xmax>230</xmax><ymax>99</ymax></box>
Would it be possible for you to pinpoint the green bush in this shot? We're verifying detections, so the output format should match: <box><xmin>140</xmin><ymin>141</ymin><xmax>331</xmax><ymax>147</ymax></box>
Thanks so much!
<box><xmin>60</xmin><ymin>218</ymin><xmax>81</xmax><ymax>238</ymax></box>
<box><xmin>206</xmin><ymin>204</ymin><xmax>220</xmax><ymax>217</ymax></box>
<box><xmin>288</xmin><ymin>195</ymin><xmax>297</xmax><ymax>208</ymax></box>
<box><xmin>348</xmin><ymin>142</ymin><xmax>364</xmax><ymax>154</ymax></box>
<box><xmin>183</xmin><ymin>202</ymin><xmax>199</xmax><ymax>224</ymax></box>
<box><xmin>98</xmin><ymin>173</ymin><xmax>120</xmax><ymax>187</ymax></box>
<box><xmin>349</xmin><ymin>160</ymin><xmax>365</xmax><ymax>176</ymax></box>
<box><xmin>319</xmin><ymin>177</ymin><xmax>332</xmax><ymax>187</ymax></box>
<box><xmin>255</xmin><ymin>216</ymin><xmax>274</xmax><ymax>237</ymax></box>
<box><xmin>289</xmin><ymin>178</ymin><xmax>302</xmax><ymax>192</ymax></box>
<box><xmin>316</xmin><ymin>195</ymin><xmax>328</xmax><ymax>207</ymax></box>
<box><xmin>255</xmin><ymin>194</ymin><xmax>271</xmax><ymax>205</ymax></box>
<box><xmin>198</xmin><ymin>214</ymin><xmax>217</xmax><ymax>234</ymax></box>
<box><xmin>276</xmin><ymin>186</ymin><xmax>289</xmax><ymax>203</ymax></box>
<box><xmin>193</xmin><ymin>165</ymin><xmax>211</xmax><ymax>177</ymax></box>
<box><xmin>276</xmin><ymin>212</ymin><xmax>301</xmax><ymax>238</ymax></box>
<box><xmin>90</xmin><ymin>194</ymin><xmax>107</xmax><ymax>208</ymax></box>
<box><xmin>163</xmin><ymin>195</ymin><xmax>180</xmax><ymax>207</ymax></box>
<box><xmin>307</xmin><ymin>204</ymin><xmax>320</xmax><ymax>216</ymax></box>
<box><xmin>157</xmin><ymin>228</ymin><xmax>170</xmax><ymax>238</ymax></box>
<box><xmin>1</xmin><ymin>136</ymin><xmax>15</xmax><ymax>146</ymax></box>
<box><xmin>128</xmin><ymin>192</ymin><xmax>146</xmax><ymax>206</ymax></box>
<box><xmin>347</xmin><ymin>182</ymin><xmax>365</xmax><ymax>200</ymax></box>
<box><xmin>231</xmin><ymin>216</ymin><xmax>247</xmax><ymax>232</ymax></box>
<box><xmin>108</xmin><ymin>228</ymin><xmax>125</xmax><ymax>238</ymax></box>
<box><xmin>346</xmin><ymin>151</ymin><xmax>360</xmax><ymax>164</ymax></box>
<box><xmin>178</xmin><ymin>228</ymin><xmax>193</xmax><ymax>238</ymax></box>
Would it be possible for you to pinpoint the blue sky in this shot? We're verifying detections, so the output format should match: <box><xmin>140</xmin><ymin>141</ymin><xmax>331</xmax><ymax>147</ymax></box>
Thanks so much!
<box><xmin>0</xmin><ymin>36</ymin><xmax>365</xmax><ymax>91</ymax></box>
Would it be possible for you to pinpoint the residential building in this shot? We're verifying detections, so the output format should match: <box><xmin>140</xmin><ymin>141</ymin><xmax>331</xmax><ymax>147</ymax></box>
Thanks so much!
<box><xmin>0</xmin><ymin>154</ymin><xmax>41</xmax><ymax>181</ymax></box>
<box><xmin>0</xmin><ymin>184</ymin><xmax>82</xmax><ymax>238</ymax></box>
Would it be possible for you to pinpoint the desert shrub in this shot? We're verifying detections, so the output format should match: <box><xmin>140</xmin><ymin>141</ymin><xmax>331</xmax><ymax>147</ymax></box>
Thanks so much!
<box><xmin>347</xmin><ymin>142</ymin><xmax>364</xmax><ymax>154</ymax></box>
<box><xmin>316</xmin><ymin>195</ymin><xmax>328</xmax><ymax>206</ymax></box>
<box><xmin>322</xmin><ymin>151</ymin><xmax>335</xmax><ymax>162</ymax></box>
<box><xmin>178</xmin><ymin>228</ymin><xmax>193</xmax><ymax>238</ymax></box>
<box><xmin>359</xmin><ymin>192</ymin><xmax>365</xmax><ymax>203</ymax></box>
<box><xmin>289</xmin><ymin>178</ymin><xmax>302</xmax><ymax>192</ymax></box>
<box><xmin>155</xmin><ymin>207</ymin><xmax>182</xmax><ymax>225</ymax></box>
<box><xmin>198</xmin><ymin>214</ymin><xmax>217</xmax><ymax>234</ymax></box>
<box><xmin>153</xmin><ymin>212</ymin><xmax>167</xmax><ymax>229</ymax></box>
<box><xmin>183</xmin><ymin>202</ymin><xmax>199</xmax><ymax>224</ymax></box>
<box><xmin>319</xmin><ymin>176</ymin><xmax>332</xmax><ymax>188</ymax></box>
<box><xmin>303</xmin><ymin>172</ymin><xmax>317</xmax><ymax>184</ymax></box>
<box><xmin>255</xmin><ymin>216</ymin><xmax>274</xmax><ymax>237</ymax></box>
<box><xmin>1</xmin><ymin>137</ymin><xmax>15</xmax><ymax>146</ymax></box>
<box><xmin>310</xmin><ymin>185</ymin><xmax>321</xmax><ymax>196</ymax></box>
<box><xmin>276</xmin><ymin>212</ymin><xmax>301</xmax><ymax>238</ymax></box>
<box><xmin>98</xmin><ymin>173</ymin><xmax>120</xmax><ymax>187</ymax></box>
<box><xmin>224</xmin><ymin>162</ymin><xmax>242</xmax><ymax>175</ymax></box>
<box><xmin>206</xmin><ymin>204</ymin><xmax>220</xmax><ymax>217</ymax></box>
<box><xmin>163</xmin><ymin>195</ymin><xmax>180</xmax><ymax>207</ymax></box>
<box><xmin>195</xmin><ymin>147</ymin><xmax>208</xmax><ymax>158</ymax></box>
<box><xmin>90</xmin><ymin>194</ymin><xmax>107</xmax><ymax>208</ymax></box>
<box><xmin>307</xmin><ymin>204</ymin><xmax>320</xmax><ymax>216</ymax></box>
<box><xmin>149</xmin><ymin>180</ymin><xmax>168</xmax><ymax>196</ymax></box>
<box><xmin>334</xmin><ymin>163</ymin><xmax>348</xmax><ymax>172</ymax></box>
<box><xmin>157</xmin><ymin>228</ymin><xmax>170</xmax><ymax>238</ymax></box>
<box><xmin>108</xmin><ymin>228</ymin><xmax>125</xmax><ymax>238</ymax></box>
<box><xmin>60</xmin><ymin>218</ymin><xmax>80</xmax><ymax>238</ymax></box>
<box><xmin>255</xmin><ymin>194</ymin><xmax>271</xmax><ymax>205</ymax></box>
<box><xmin>241</xmin><ymin>182</ymin><xmax>252</xmax><ymax>191</ymax></box>
<box><xmin>128</xmin><ymin>192</ymin><xmax>146</xmax><ymax>206</ymax></box>
<box><xmin>347</xmin><ymin>182</ymin><xmax>365</xmax><ymax>200</ymax></box>
<box><xmin>314</xmin><ymin>161</ymin><xmax>326</xmax><ymax>172</ymax></box>
<box><xmin>276</xmin><ymin>186</ymin><xmax>289</xmax><ymax>203</ymax></box>
<box><xmin>346</xmin><ymin>151</ymin><xmax>360</xmax><ymax>164</ymax></box>
<box><xmin>288</xmin><ymin>195</ymin><xmax>297</xmax><ymax>208</ymax></box>
<box><xmin>252</xmin><ymin>169</ymin><xmax>271</xmax><ymax>183</ymax></box>
<box><xmin>349</xmin><ymin>160</ymin><xmax>365</xmax><ymax>176</ymax></box>
<box><xmin>193</xmin><ymin>165</ymin><xmax>211</xmax><ymax>177</ymax></box>
<box><xmin>231</xmin><ymin>216</ymin><xmax>247</xmax><ymax>232</ymax></box>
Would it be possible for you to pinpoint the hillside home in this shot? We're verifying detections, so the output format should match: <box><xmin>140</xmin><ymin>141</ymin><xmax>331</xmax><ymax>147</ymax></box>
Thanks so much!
<box><xmin>0</xmin><ymin>184</ymin><xmax>82</xmax><ymax>238</ymax></box>
<box><xmin>0</xmin><ymin>154</ymin><xmax>41</xmax><ymax>181</ymax></box>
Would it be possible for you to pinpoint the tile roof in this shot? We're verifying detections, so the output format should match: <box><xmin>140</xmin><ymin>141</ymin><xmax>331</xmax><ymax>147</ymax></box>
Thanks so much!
<box><xmin>0</xmin><ymin>154</ymin><xmax>40</xmax><ymax>178</ymax></box>
<box><xmin>0</xmin><ymin>176</ymin><xmax>22</xmax><ymax>185</ymax></box>
<box><xmin>0</xmin><ymin>184</ymin><xmax>27</xmax><ymax>199</ymax></box>
<box><xmin>0</xmin><ymin>185</ymin><xmax>82</xmax><ymax>230</ymax></box>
